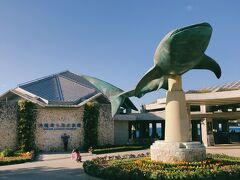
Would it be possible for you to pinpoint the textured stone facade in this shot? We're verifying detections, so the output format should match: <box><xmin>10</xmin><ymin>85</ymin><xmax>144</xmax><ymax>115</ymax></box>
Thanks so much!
<box><xmin>151</xmin><ymin>141</ymin><xmax>206</xmax><ymax>163</ymax></box>
<box><xmin>0</xmin><ymin>103</ymin><xmax>17</xmax><ymax>151</ymax></box>
<box><xmin>0</xmin><ymin>103</ymin><xmax>114</xmax><ymax>152</ymax></box>
<box><xmin>35</xmin><ymin>107</ymin><xmax>85</xmax><ymax>151</ymax></box>
<box><xmin>97</xmin><ymin>104</ymin><xmax>114</xmax><ymax>146</ymax></box>
<box><xmin>35</xmin><ymin>104</ymin><xmax>114</xmax><ymax>151</ymax></box>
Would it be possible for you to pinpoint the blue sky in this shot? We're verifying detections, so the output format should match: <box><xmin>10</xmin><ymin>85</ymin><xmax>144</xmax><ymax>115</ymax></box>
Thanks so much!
<box><xmin>0</xmin><ymin>1</ymin><xmax>240</xmax><ymax>107</ymax></box>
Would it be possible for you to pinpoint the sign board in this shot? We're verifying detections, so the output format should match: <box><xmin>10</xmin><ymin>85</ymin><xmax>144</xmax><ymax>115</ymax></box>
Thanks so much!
<box><xmin>38</xmin><ymin>123</ymin><xmax>81</xmax><ymax>130</ymax></box>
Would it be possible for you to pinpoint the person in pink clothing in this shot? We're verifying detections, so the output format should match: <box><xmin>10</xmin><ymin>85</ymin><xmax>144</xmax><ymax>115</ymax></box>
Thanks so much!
<box><xmin>71</xmin><ymin>148</ymin><xmax>81</xmax><ymax>162</ymax></box>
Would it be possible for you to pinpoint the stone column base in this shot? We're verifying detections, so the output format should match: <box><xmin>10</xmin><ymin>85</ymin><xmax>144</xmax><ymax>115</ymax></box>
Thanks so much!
<box><xmin>150</xmin><ymin>141</ymin><xmax>206</xmax><ymax>163</ymax></box>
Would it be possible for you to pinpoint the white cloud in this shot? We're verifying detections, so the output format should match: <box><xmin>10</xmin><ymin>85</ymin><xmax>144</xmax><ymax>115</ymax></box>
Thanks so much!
<box><xmin>187</xmin><ymin>5</ymin><xmax>193</xmax><ymax>11</ymax></box>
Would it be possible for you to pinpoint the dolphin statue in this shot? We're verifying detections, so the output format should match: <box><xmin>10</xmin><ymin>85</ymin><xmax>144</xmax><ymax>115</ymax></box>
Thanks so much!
<box><xmin>83</xmin><ymin>22</ymin><xmax>221</xmax><ymax>116</ymax></box>
<box><xmin>125</xmin><ymin>22</ymin><xmax>221</xmax><ymax>98</ymax></box>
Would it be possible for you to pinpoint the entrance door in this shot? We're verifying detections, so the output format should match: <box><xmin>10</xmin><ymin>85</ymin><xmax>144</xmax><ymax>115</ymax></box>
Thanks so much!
<box><xmin>213</xmin><ymin>119</ymin><xmax>230</xmax><ymax>144</ymax></box>
<box><xmin>192</xmin><ymin>120</ymin><xmax>202</xmax><ymax>142</ymax></box>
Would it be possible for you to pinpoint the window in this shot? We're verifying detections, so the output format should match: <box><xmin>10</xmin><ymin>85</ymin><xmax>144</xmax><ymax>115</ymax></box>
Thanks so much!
<box><xmin>197</xmin><ymin>124</ymin><xmax>201</xmax><ymax>136</ymax></box>
<box><xmin>136</xmin><ymin>130</ymin><xmax>140</xmax><ymax>138</ymax></box>
<box><xmin>149</xmin><ymin>123</ymin><xmax>152</xmax><ymax>136</ymax></box>
<box><xmin>156</xmin><ymin>123</ymin><xmax>162</xmax><ymax>138</ymax></box>
<box><xmin>190</xmin><ymin>105</ymin><xmax>200</xmax><ymax>112</ymax></box>
<box><xmin>218</xmin><ymin>123</ymin><xmax>223</xmax><ymax>132</ymax></box>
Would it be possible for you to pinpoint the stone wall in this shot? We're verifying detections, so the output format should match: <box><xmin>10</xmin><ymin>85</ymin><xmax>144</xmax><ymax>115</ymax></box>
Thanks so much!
<box><xmin>35</xmin><ymin>107</ymin><xmax>85</xmax><ymax>151</ymax></box>
<box><xmin>35</xmin><ymin>104</ymin><xmax>114</xmax><ymax>151</ymax></box>
<box><xmin>114</xmin><ymin>120</ymin><xmax>129</xmax><ymax>145</ymax></box>
<box><xmin>97</xmin><ymin>104</ymin><xmax>114</xmax><ymax>146</ymax></box>
<box><xmin>0</xmin><ymin>103</ymin><xmax>17</xmax><ymax>151</ymax></box>
<box><xmin>0</xmin><ymin>103</ymin><xmax>114</xmax><ymax>152</ymax></box>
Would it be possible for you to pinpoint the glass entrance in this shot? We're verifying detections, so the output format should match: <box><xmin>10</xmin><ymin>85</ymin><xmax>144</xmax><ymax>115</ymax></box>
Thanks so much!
<box><xmin>192</xmin><ymin>120</ymin><xmax>202</xmax><ymax>142</ymax></box>
<box><xmin>213</xmin><ymin>119</ymin><xmax>230</xmax><ymax>144</ymax></box>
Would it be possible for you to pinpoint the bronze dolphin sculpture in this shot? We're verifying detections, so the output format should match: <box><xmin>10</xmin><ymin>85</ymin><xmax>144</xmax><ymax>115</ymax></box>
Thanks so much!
<box><xmin>124</xmin><ymin>22</ymin><xmax>221</xmax><ymax>98</ymax></box>
<box><xmin>84</xmin><ymin>22</ymin><xmax>221</xmax><ymax>116</ymax></box>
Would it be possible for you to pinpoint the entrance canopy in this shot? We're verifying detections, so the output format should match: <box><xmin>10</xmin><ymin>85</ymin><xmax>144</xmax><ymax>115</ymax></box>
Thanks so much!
<box><xmin>114</xmin><ymin>112</ymin><xmax>165</xmax><ymax>121</ymax></box>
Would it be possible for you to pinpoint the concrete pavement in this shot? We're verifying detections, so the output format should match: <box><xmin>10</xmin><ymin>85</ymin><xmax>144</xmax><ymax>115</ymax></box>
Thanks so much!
<box><xmin>0</xmin><ymin>149</ymin><xmax>148</xmax><ymax>180</ymax></box>
<box><xmin>0</xmin><ymin>153</ymin><xmax>100</xmax><ymax>180</ymax></box>
<box><xmin>206</xmin><ymin>144</ymin><xmax>240</xmax><ymax>157</ymax></box>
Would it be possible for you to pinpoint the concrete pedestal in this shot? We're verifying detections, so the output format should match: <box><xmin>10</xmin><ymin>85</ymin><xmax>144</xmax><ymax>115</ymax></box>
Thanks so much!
<box><xmin>150</xmin><ymin>141</ymin><xmax>206</xmax><ymax>163</ymax></box>
<box><xmin>165</xmin><ymin>76</ymin><xmax>190</xmax><ymax>142</ymax></box>
<box><xmin>150</xmin><ymin>75</ymin><xmax>206</xmax><ymax>163</ymax></box>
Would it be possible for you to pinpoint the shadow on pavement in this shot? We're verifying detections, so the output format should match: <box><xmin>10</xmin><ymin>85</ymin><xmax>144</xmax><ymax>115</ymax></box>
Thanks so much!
<box><xmin>0</xmin><ymin>166</ymin><xmax>100</xmax><ymax>180</ymax></box>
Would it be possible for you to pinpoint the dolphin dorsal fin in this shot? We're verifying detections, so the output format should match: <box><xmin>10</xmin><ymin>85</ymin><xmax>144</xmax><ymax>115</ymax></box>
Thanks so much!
<box><xmin>193</xmin><ymin>54</ymin><xmax>221</xmax><ymax>79</ymax></box>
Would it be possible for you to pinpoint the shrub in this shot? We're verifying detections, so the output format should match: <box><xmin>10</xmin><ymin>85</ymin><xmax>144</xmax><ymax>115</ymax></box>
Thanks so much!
<box><xmin>83</xmin><ymin>154</ymin><xmax>240</xmax><ymax>180</ymax></box>
<box><xmin>83</xmin><ymin>102</ymin><xmax>99</xmax><ymax>151</ymax></box>
<box><xmin>17</xmin><ymin>100</ymin><xmax>37</xmax><ymax>152</ymax></box>
<box><xmin>1</xmin><ymin>149</ymin><xmax>15</xmax><ymax>157</ymax></box>
<box><xmin>92</xmin><ymin>145</ymin><xmax>148</xmax><ymax>154</ymax></box>
<box><xmin>0</xmin><ymin>151</ymin><xmax>34</xmax><ymax>166</ymax></box>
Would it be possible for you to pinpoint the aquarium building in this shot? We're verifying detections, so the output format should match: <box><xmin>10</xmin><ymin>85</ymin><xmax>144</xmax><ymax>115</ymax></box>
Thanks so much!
<box><xmin>0</xmin><ymin>71</ymin><xmax>137</xmax><ymax>151</ymax></box>
<box><xmin>1</xmin><ymin>71</ymin><xmax>240</xmax><ymax>151</ymax></box>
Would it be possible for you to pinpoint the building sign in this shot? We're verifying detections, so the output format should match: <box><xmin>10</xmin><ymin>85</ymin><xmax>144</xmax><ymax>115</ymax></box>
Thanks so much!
<box><xmin>38</xmin><ymin>123</ymin><xmax>81</xmax><ymax>130</ymax></box>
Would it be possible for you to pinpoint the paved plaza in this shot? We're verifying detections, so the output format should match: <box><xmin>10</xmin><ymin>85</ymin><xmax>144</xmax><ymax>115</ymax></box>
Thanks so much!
<box><xmin>0</xmin><ymin>152</ymin><xmax>100</xmax><ymax>180</ymax></box>
<box><xmin>0</xmin><ymin>146</ymin><xmax>240</xmax><ymax>180</ymax></box>
<box><xmin>206</xmin><ymin>144</ymin><xmax>240</xmax><ymax>157</ymax></box>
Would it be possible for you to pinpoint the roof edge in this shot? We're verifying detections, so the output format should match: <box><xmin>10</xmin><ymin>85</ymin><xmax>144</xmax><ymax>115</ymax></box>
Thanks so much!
<box><xmin>18</xmin><ymin>70</ymin><xmax>69</xmax><ymax>87</ymax></box>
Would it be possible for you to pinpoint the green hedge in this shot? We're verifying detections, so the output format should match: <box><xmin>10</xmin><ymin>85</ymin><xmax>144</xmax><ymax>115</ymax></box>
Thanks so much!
<box><xmin>0</xmin><ymin>149</ymin><xmax>15</xmax><ymax>157</ymax></box>
<box><xmin>0</xmin><ymin>151</ymin><xmax>35</xmax><ymax>166</ymax></box>
<box><xmin>83</xmin><ymin>154</ymin><xmax>240</xmax><ymax>180</ymax></box>
<box><xmin>17</xmin><ymin>100</ymin><xmax>37</xmax><ymax>152</ymax></box>
<box><xmin>92</xmin><ymin>145</ymin><xmax>148</xmax><ymax>154</ymax></box>
<box><xmin>83</xmin><ymin>102</ymin><xmax>99</xmax><ymax>151</ymax></box>
<box><xmin>0</xmin><ymin>157</ymin><xmax>33</xmax><ymax>166</ymax></box>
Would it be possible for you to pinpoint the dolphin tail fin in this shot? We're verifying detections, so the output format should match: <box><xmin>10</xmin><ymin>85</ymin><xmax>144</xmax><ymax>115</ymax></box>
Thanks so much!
<box><xmin>109</xmin><ymin>95</ymin><xmax>125</xmax><ymax>117</ymax></box>
<box><xmin>110</xmin><ymin>90</ymin><xmax>138</xmax><ymax>116</ymax></box>
<box><xmin>134</xmin><ymin>65</ymin><xmax>165</xmax><ymax>97</ymax></box>
<box><xmin>193</xmin><ymin>54</ymin><xmax>221</xmax><ymax>79</ymax></box>
<box><xmin>118</xmin><ymin>89</ymin><xmax>135</xmax><ymax>97</ymax></box>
